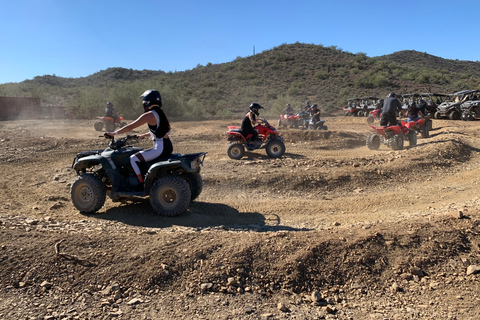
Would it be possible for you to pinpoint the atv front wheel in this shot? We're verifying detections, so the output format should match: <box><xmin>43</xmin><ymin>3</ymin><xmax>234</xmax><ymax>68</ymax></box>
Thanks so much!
<box><xmin>149</xmin><ymin>176</ymin><xmax>191</xmax><ymax>217</ymax></box>
<box><xmin>94</xmin><ymin>121</ymin><xmax>104</xmax><ymax>131</ymax></box>
<box><xmin>266</xmin><ymin>140</ymin><xmax>285</xmax><ymax>158</ymax></box>
<box><xmin>227</xmin><ymin>143</ymin><xmax>245</xmax><ymax>160</ymax></box>
<box><xmin>434</xmin><ymin>111</ymin><xmax>441</xmax><ymax>119</ymax></box>
<box><xmin>366</xmin><ymin>134</ymin><xmax>380</xmax><ymax>150</ymax></box>
<box><xmin>181</xmin><ymin>172</ymin><xmax>203</xmax><ymax>201</ymax></box>
<box><xmin>70</xmin><ymin>174</ymin><xmax>106</xmax><ymax>214</ymax></box>
<box><xmin>366</xmin><ymin>115</ymin><xmax>374</xmax><ymax>125</ymax></box>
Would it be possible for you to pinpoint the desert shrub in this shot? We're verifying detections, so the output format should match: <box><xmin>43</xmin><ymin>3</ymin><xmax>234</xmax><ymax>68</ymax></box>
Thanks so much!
<box><xmin>315</xmin><ymin>71</ymin><xmax>329</xmax><ymax>79</ymax></box>
<box><xmin>264</xmin><ymin>90</ymin><xmax>278</xmax><ymax>100</ymax></box>
<box><xmin>290</xmin><ymin>69</ymin><xmax>304</xmax><ymax>77</ymax></box>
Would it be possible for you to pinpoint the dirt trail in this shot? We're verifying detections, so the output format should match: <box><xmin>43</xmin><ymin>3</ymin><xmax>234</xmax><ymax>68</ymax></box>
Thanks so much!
<box><xmin>1</xmin><ymin>117</ymin><xmax>480</xmax><ymax>319</ymax></box>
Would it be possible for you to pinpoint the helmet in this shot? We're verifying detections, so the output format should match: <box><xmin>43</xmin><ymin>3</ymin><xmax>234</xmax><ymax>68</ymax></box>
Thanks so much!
<box><xmin>388</xmin><ymin>92</ymin><xmax>396</xmax><ymax>98</ymax></box>
<box><xmin>107</xmin><ymin>101</ymin><xmax>113</xmax><ymax>107</ymax></box>
<box><xmin>140</xmin><ymin>89</ymin><xmax>162</xmax><ymax>112</ymax></box>
<box><xmin>312</xmin><ymin>104</ymin><xmax>318</xmax><ymax>108</ymax></box>
<box><xmin>249</xmin><ymin>102</ymin><xmax>263</xmax><ymax>115</ymax></box>
<box><xmin>286</xmin><ymin>103</ymin><xmax>291</xmax><ymax>107</ymax></box>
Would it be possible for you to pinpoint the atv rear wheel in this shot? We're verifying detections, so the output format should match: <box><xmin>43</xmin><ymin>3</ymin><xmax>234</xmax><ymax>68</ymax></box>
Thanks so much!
<box><xmin>149</xmin><ymin>176</ymin><xmax>191</xmax><ymax>217</ymax></box>
<box><xmin>94</xmin><ymin>121</ymin><xmax>104</xmax><ymax>131</ymax></box>
<box><xmin>388</xmin><ymin>134</ymin><xmax>404</xmax><ymax>150</ymax></box>
<box><xmin>266</xmin><ymin>140</ymin><xmax>285</xmax><ymax>158</ymax></box>
<box><xmin>181</xmin><ymin>172</ymin><xmax>203</xmax><ymax>201</ymax></box>
<box><xmin>420</xmin><ymin>125</ymin><xmax>430</xmax><ymax>138</ymax></box>
<box><xmin>105</xmin><ymin>121</ymin><xmax>115</xmax><ymax>132</ymax></box>
<box><xmin>366</xmin><ymin>134</ymin><xmax>380</xmax><ymax>150</ymax></box>
<box><xmin>70</xmin><ymin>174</ymin><xmax>106</xmax><ymax>214</ymax></box>
<box><xmin>427</xmin><ymin>119</ymin><xmax>433</xmax><ymax>131</ymax></box>
<box><xmin>408</xmin><ymin>130</ymin><xmax>417</xmax><ymax>147</ymax></box>
<box><xmin>227</xmin><ymin>143</ymin><xmax>245</xmax><ymax>160</ymax></box>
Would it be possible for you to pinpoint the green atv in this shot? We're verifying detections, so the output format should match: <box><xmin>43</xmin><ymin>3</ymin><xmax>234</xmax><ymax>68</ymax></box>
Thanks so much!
<box><xmin>70</xmin><ymin>135</ymin><xmax>206</xmax><ymax>217</ymax></box>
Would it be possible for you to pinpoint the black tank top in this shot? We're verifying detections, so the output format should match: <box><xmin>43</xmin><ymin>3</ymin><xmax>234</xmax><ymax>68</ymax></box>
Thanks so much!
<box><xmin>241</xmin><ymin>112</ymin><xmax>255</xmax><ymax>132</ymax></box>
<box><xmin>148</xmin><ymin>109</ymin><xmax>170</xmax><ymax>139</ymax></box>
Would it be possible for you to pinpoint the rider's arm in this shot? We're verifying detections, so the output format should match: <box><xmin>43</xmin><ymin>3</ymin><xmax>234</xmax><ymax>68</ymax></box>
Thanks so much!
<box><xmin>108</xmin><ymin>112</ymin><xmax>156</xmax><ymax>136</ymax></box>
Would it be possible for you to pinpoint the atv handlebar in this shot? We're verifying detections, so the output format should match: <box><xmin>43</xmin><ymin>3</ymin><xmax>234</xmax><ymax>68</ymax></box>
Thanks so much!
<box><xmin>103</xmin><ymin>134</ymin><xmax>139</xmax><ymax>150</ymax></box>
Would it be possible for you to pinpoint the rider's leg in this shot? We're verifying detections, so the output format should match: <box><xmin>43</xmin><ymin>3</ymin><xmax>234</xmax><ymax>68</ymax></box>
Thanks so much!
<box><xmin>130</xmin><ymin>139</ymin><xmax>166</xmax><ymax>183</ymax></box>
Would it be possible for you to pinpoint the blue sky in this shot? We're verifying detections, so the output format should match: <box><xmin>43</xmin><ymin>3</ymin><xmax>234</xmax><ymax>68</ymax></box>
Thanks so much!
<box><xmin>1</xmin><ymin>0</ymin><xmax>479</xmax><ymax>84</ymax></box>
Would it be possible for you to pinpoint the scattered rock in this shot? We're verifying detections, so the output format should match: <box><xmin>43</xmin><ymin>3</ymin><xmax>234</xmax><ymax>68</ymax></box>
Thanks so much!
<box><xmin>466</xmin><ymin>265</ymin><xmax>480</xmax><ymax>275</ymax></box>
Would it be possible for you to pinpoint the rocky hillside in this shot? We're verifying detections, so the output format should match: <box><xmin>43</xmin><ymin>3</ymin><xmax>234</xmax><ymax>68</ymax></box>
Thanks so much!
<box><xmin>1</xmin><ymin>43</ymin><xmax>479</xmax><ymax>118</ymax></box>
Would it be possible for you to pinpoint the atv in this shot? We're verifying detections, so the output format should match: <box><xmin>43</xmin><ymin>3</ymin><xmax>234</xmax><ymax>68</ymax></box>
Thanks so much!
<box><xmin>404</xmin><ymin>115</ymin><xmax>432</xmax><ymax>138</ymax></box>
<box><xmin>295</xmin><ymin>110</ymin><xmax>310</xmax><ymax>128</ymax></box>
<box><xmin>366</xmin><ymin>108</ymin><xmax>382</xmax><ymax>124</ymax></box>
<box><xmin>94</xmin><ymin>115</ymin><xmax>127</xmax><ymax>132</ymax></box>
<box><xmin>434</xmin><ymin>90</ymin><xmax>480</xmax><ymax>120</ymax></box>
<box><xmin>225</xmin><ymin>119</ymin><xmax>285</xmax><ymax>160</ymax></box>
<box><xmin>278</xmin><ymin>113</ymin><xmax>299</xmax><ymax>128</ymax></box>
<box><xmin>461</xmin><ymin>99</ymin><xmax>480</xmax><ymax>121</ymax></box>
<box><xmin>366</xmin><ymin>122</ymin><xmax>417</xmax><ymax>151</ymax></box>
<box><xmin>307</xmin><ymin>118</ymin><xmax>327</xmax><ymax>130</ymax></box>
<box><xmin>70</xmin><ymin>134</ymin><xmax>206</xmax><ymax>217</ymax></box>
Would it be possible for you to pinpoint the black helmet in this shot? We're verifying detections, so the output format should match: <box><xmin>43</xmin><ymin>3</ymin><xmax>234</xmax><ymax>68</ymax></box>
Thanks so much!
<box><xmin>107</xmin><ymin>101</ymin><xmax>113</xmax><ymax>107</ymax></box>
<box><xmin>140</xmin><ymin>89</ymin><xmax>162</xmax><ymax>112</ymax></box>
<box><xmin>249</xmin><ymin>102</ymin><xmax>263</xmax><ymax>115</ymax></box>
<box><xmin>388</xmin><ymin>92</ymin><xmax>396</xmax><ymax>98</ymax></box>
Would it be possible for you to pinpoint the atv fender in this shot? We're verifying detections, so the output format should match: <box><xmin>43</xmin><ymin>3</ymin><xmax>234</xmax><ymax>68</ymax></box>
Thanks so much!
<box><xmin>73</xmin><ymin>154</ymin><xmax>115</xmax><ymax>172</ymax></box>
<box><xmin>144</xmin><ymin>154</ymin><xmax>205</xmax><ymax>194</ymax></box>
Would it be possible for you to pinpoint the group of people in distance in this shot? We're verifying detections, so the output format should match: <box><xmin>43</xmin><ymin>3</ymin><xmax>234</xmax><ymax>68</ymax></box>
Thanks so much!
<box><xmin>283</xmin><ymin>102</ymin><xmax>321</xmax><ymax>121</ymax></box>
<box><xmin>379</xmin><ymin>92</ymin><xmax>427</xmax><ymax>126</ymax></box>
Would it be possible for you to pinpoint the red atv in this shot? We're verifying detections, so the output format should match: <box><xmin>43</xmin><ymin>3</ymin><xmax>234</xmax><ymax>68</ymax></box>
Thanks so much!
<box><xmin>278</xmin><ymin>113</ymin><xmax>299</xmax><ymax>128</ymax></box>
<box><xmin>403</xmin><ymin>116</ymin><xmax>431</xmax><ymax>138</ymax></box>
<box><xmin>366</xmin><ymin>121</ymin><xmax>417</xmax><ymax>151</ymax></box>
<box><xmin>94</xmin><ymin>116</ymin><xmax>127</xmax><ymax>132</ymax></box>
<box><xmin>225</xmin><ymin>119</ymin><xmax>286</xmax><ymax>160</ymax></box>
<box><xmin>366</xmin><ymin>108</ymin><xmax>382</xmax><ymax>124</ymax></box>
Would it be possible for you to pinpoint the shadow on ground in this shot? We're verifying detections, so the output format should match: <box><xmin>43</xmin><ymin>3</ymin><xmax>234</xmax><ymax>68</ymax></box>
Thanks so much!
<box><xmin>90</xmin><ymin>200</ymin><xmax>310</xmax><ymax>232</ymax></box>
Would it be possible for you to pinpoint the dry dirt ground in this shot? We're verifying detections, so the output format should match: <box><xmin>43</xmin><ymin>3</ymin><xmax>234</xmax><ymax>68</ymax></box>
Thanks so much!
<box><xmin>1</xmin><ymin>116</ymin><xmax>480</xmax><ymax>319</ymax></box>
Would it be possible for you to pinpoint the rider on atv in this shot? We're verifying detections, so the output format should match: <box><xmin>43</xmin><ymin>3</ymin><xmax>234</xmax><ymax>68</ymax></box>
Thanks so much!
<box><xmin>105</xmin><ymin>102</ymin><xmax>120</xmax><ymax>123</ymax></box>
<box><xmin>241</xmin><ymin>103</ymin><xmax>264</xmax><ymax>149</ymax></box>
<box><xmin>380</xmin><ymin>92</ymin><xmax>402</xmax><ymax>126</ymax></box>
<box><xmin>283</xmin><ymin>103</ymin><xmax>294</xmax><ymax>116</ymax></box>
<box><xmin>105</xmin><ymin>89</ymin><xmax>172</xmax><ymax>186</ymax></box>
<box><xmin>310</xmin><ymin>104</ymin><xmax>321</xmax><ymax>122</ymax></box>
<box><xmin>406</xmin><ymin>101</ymin><xmax>424</xmax><ymax>123</ymax></box>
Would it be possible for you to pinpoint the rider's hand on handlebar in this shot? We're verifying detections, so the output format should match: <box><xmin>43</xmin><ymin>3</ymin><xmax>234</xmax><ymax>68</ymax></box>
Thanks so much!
<box><xmin>104</xmin><ymin>132</ymin><xmax>114</xmax><ymax>139</ymax></box>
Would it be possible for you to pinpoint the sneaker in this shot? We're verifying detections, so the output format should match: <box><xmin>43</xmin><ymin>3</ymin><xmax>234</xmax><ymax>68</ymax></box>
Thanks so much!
<box><xmin>246</xmin><ymin>143</ymin><xmax>255</xmax><ymax>151</ymax></box>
